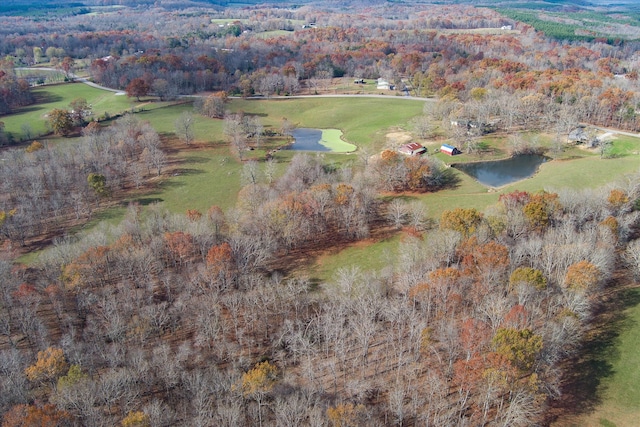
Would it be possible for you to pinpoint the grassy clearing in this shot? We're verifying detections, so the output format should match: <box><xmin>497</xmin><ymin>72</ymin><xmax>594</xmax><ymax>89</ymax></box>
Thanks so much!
<box><xmin>2</xmin><ymin>84</ymin><xmax>134</xmax><ymax>140</ymax></box>
<box><xmin>211</xmin><ymin>18</ymin><xmax>248</xmax><ymax>25</ymax></box>
<box><xmin>595</xmin><ymin>287</ymin><xmax>640</xmax><ymax>424</ymax></box>
<box><xmin>15</xmin><ymin>68</ymin><xmax>66</xmax><ymax>84</ymax></box>
<box><xmin>311</xmin><ymin>234</ymin><xmax>403</xmax><ymax>283</ymax></box>
<box><xmin>152</xmin><ymin>147</ymin><xmax>242</xmax><ymax>213</ymax></box>
<box><xmin>608</xmin><ymin>135</ymin><xmax>640</xmax><ymax>157</ymax></box>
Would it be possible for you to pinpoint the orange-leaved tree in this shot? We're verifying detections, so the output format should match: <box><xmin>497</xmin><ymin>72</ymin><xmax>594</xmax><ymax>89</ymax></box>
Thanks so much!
<box><xmin>563</xmin><ymin>260</ymin><xmax>601</xmax><ymax>293</ymax></box>
<box><xmin>24</xmin><ymin>347</ymin><xmax>68</xmax><ymax>385</ymax></box>
<box><xmin>121</xmin><ymin>411</ymin><xmax>150</xmax><ymax>427</ymax></box>
<box><xmin>239</xmin><ymin>361</ymin><xmax>278</xmax><ymax>427</ymax></box>
<box><xmin>2</xmin><ymin>403</ymin><xmax>70</xmax><ymax>427</ymax></box>
<box><xmin>206</xmin><ymin>242</ymin><xmax>236</xmax><ymax>291</ymax></box>
<box><xmin>440</xmin><ymin>207</ymin><xmax>482</xmax><ymax>238</ymax></box>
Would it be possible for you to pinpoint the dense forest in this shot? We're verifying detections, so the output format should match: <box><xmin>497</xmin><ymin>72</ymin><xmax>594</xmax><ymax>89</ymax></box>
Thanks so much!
<box><xmin>1</xmin><ymin>1</ymin><xmax>640</xmax><ymax>426</ymax></box>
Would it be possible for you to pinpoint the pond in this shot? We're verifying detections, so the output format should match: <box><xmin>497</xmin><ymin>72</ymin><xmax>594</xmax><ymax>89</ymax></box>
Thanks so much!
<box><xmin>453</xmin><ymin>154</ymin><xmax>549</xmax><ymax>187</ymax></box>
<box><xmin>285</xmin><ymin>128</ymin><xmax>356</xmax><ymax>153</ymax></box>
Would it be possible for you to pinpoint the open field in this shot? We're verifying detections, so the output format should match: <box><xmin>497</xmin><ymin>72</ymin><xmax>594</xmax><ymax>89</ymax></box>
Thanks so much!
<box><xmin>2</xmin><ymin>83</ymin><xmax>136</xmax><ymax>140</ymax></box>
<box><xmin>15</xmin><ymin>68</ymin><xmax>66</xmax><ymax>85</ymax></box>
<box><xmin>228</xmin><ymin>97</ymin><xmax>425</xmax><ymax>149</ymax></box>
<box><xmin>254</xmin><ymin>30</ymin><xmax>295</xmax><ymax>39</ymax></box>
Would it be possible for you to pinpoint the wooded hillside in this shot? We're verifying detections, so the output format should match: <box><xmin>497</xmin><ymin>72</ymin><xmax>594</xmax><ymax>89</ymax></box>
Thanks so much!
<box><xmin>1</xmin><ymin>1</ymin><xmax>640</xmax><ymax>426</ymax></box>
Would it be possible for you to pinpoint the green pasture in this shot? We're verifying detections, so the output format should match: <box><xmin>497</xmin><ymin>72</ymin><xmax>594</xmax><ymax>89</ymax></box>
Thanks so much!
<box><xmin>553</xmin><ymin>288</ymin><xmax>640</xmax><ymax>427</ymax></box>
<box><xmin>15</xmin><ymin>68</ymin><xmax>66</xmax><ymax>85</ymax></box>
<box><xmin>590</xmin><ymin>288</ymin><xmax>640</xmax><ymax>427</ymax></box>
<box><xmin>152</xmin><ymin>147</ymin><xmax>242</xmax><ymax>213</ymax></box>
<box><xmin>2</xmin><ymin>83</ymin><xmax>134</xmax><ymax>140</ymax></box>
<box><xmin>311</xmin><ymin>234</ymin><xmax>403</xmax><ymax>284</ymax></box>
<box><xmin>229</xmin><ymin>97</ymin><xmax>425</xmax><ymax>150</ymax></box>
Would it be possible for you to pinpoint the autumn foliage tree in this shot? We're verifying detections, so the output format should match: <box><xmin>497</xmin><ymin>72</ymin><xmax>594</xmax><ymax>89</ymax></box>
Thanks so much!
<box><xmin>326</xmin><ymin>403</ymin><xmax>367</xmax><ymax>427</ymax></box>
<box><xmin>47</xmin><ymin>109</ymin><xmax>73</xmax><ymax>136</ymax></box>
<box><xmin>24</xmin><ymin>347</ymin><xmax>68</xmax><ymax>385</ymax></box>
<box><xmin>440</xmin><ymin>207</ymin><xmax>483</xmax><ymax>237</ymax></box>
<box><xmin>563</xmin><ymin>260</ymin><xmax>601</xmax><ymax>293</ymax></box>
<box><xmin>240</xmin><ymin>361</ymin><xmax>278</xmax><ymax>427</ymax></box>
<box><xmin>492</xmin><ymin>328</ymin><xmax>543</xmax><ymax>372</ymax></box>
<box><xmin>206</xmin><ymin>242</ymin><xmax>236</xmax><ymax>291</ymax></box>
<box><xmin>509</xmin><ymin>267</ymin><xmax>547</xmax><ymax>291</ymax></box>
<box><xmin>121</xmin><ymin>411</ymin><xmax>150</xmax><ymax>427</ymax></box>
<box><xmin>2</xmin><ymin>404</ymin><xmax>70</xmax><ymax>427</ymax></box>
<box><xmin>126</xmin><ymin>78</ymin><xmax>150</xmax><ymax>101</ymax></box>
<box><xmin>163</xmin><ymin>231</ymin><xmax>196</xmax><ymax>267</ymax></box>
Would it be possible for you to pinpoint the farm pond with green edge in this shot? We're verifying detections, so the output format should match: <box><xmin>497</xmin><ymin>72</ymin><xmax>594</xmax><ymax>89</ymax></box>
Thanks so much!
<box><xmin>286</xmin><ymin>128</ymin><xmax>356</xmax><ymax>153</ymax></box>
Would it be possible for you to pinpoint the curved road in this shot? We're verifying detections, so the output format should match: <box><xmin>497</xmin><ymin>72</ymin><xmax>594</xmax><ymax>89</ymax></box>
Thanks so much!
<box><xmin>17</xmin><ymin>67</ymin><xmax>125</xmax><ymax>94</ymax></box>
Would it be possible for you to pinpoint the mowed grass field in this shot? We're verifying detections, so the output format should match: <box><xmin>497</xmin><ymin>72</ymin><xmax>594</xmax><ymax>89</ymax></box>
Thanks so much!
<box><xmin>228</xmin><ymin>97</ymin><xmax>426</xmax><ymax>149</ymax></box>
<box><xmin>3</xmin><ymin>83</ymin><xmax>135</xmax><ymax>139</ymax></box>
<box><xmin>553</xmin><ymin>288</ymin><xmax>640</xmax><ymax>427</ymax></box>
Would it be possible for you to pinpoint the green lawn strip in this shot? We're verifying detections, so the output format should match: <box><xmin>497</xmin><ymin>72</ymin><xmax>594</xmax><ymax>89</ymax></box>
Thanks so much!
<box><xmin>319</xmin><ymin>129</ymin><xmax>356</xmax><ymax>152</ymax></box>
<box><xmin>608</xmin><ymin>135</ymin><xmax>640</xmax><ymax>157</ymax></box>
<box><xmin>576</xmin><ymin>288</ymin><xmax>640</xmax><ymax>427</ymax></box>
<box><xmin>255</xmin><ymin>30</ymin><xmax>294</xmax><ymax>39</ymax></box>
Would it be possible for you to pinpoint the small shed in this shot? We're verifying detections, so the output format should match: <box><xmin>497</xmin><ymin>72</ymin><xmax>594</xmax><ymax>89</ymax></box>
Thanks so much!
<box><xmin>440</xmin><ymin>144</ymin><xmax>461</xmax><ymax>156</ymax></box>
<box><xmin>377</xmin><ymin>78</ymin><xmax>394</xmax><ymax>90</ymax></box>
<box><xmin>399</xmin><ymin>142</ymin><xmax>427</xmax><ymax>156</ymax></box>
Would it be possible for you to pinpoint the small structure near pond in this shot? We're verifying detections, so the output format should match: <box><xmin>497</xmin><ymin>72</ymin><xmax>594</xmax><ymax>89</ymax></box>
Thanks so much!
<box><xmin>568</xmin><ymin>125</ymin><xmax>600</xmax><ymax>147</ymax></box>
<box><xmin>399</xmin><ymin>142</ymin><xmax>427</xmax><ymax>156</ymax></box>
<box><xmin>440</xmin><ymin>144</ymin><xmax>461</xmax><ymax>156</ymax></box>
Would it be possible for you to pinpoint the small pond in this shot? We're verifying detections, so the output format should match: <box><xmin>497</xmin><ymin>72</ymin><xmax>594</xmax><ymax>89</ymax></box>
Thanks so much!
<box><xmin>285</xmin><ymin>128</ymin><xmax>356</xmax><ymax>153</ymax></box>
<box><xmin>453</xmin><ymin>154</ymin><xmax>549</xmax><ymax>187</ymax></box>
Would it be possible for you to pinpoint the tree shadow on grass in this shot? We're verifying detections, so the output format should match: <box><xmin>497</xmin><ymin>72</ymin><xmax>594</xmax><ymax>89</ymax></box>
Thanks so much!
<box><xmin>183</xmin><ymin>156</ymin><xmax>213</xmax><ymax>165</ymax></box>
<box><xmin>171</xmin><ymin>167</ymin><xmax>207</xmax><ymax>177</ymax></box>
<box><xmin>550</xmin><ymin>287</ymin><xmax>640</xmax><ymax>421</ymax></box>
<box><xmin>32</xmin><ymin>92</ymin><xmax>64</xmax><ymax>105</ymax></box>
<box><xmin>428</xmin><ymin>168</ymin><xmax>462</xmax><ymax>191</ymax></box>
<box><xmin>135</xmin><ymin>197</ymin><xmax>164</xmax><ymax>206</ymax></box>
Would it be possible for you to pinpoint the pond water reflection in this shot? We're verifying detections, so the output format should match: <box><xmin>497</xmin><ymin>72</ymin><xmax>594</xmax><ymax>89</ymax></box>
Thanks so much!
<box><xmin>454</xmin><ymin>154</ymin><xmax>549</xmax><ymax>187</ymax></box>
<box><xmin>285</xmin><ymin>128</ymin><xmax>331</xmax><ymax>152</ymax></box>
